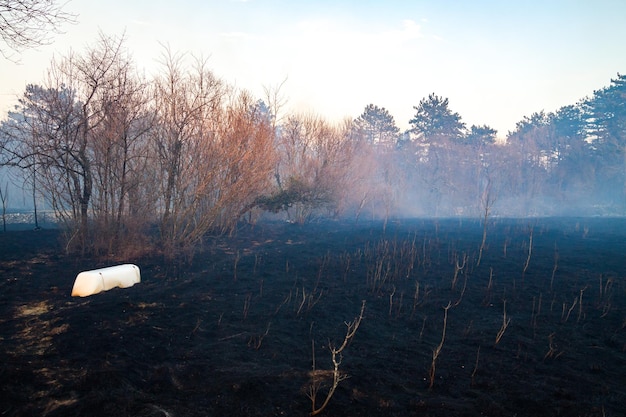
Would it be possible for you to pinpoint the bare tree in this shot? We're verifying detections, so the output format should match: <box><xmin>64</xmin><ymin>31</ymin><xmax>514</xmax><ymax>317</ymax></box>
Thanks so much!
<box><xmin>0</xmin><ymin>33</ymin><xmax>143</xmax><ymax>253</ymax></box>
<box><xmin>1</xmin><ymin>83</ymin><xmax>87</xmax><ymax>243</ymax></box>
<box><xmin>263</xmin><ymin>77</ymin><xmax>288</xmax><ymax>196</ymax></box>
<box><xmin>404</xmin><ymin>134</ymin><xmax>454</xmax><ymax>216</ymax></box>
<box><xmin>0</xmin><ymin>0</ymin><xmax>76</xmax><ymax>59</ymax></box>
<box><xmin>264</xmin><ymin>114</ymin><xmax>363</xmax><ymax>223</ymax></box>
<box><xmin>263</xmin><ymin>76</ymin><xmax>288</xmax><ymax>132</ymax></box>
<box><xmin>89</xmin><ymin>48</ymin><xmax>153</xmax><ymax>254</ymax></box>
<box><xmin>310</xmin><ymin>117</ymin><xmax>360</xmax><ymax>218</ymax></box>
<box><xmin>0</xmin><ymin>130</ymin><xmax>11</xmax><ymax>231</ymax></box>
<box><xmin>344</xmin><ymin>136</ymin><xmax>378</xmax><ymax>222</ymax></box>
<box><xmin>0</xmin><ymin>181</ymin><xmax>7</xmax><ymax>231</ymax></box>
<box><xmin>150</xmin><ymin>49</ymin><xmax>276</xmax><ymax>255</ymax></box>
<box><xmin>150</xmin><ymin>48</ymin><xmax>227</xmax><ymax>253</ymax></box>
<box><xmin>476</xmin><ymin>175</ymin><xmax>496</xmax><ymax>266</ymax></box>
<box><xmin>25</xmin><ymin>164</ymin><xmax>39</xmax><ymax>229</ymax></box>
<box><xmin>269</xmin><ymin>113</ymin><xmax>329</xmax><ymax>223</ymax></box>
<box><xmin>210</xmin><ymin>91</ymin><xmax>277</xmax><ymax>231</ymax></box>
<box><xmin>174</xmin><ymin>89</ymin><xmax>277</xmax><ymax>243</ymax></box>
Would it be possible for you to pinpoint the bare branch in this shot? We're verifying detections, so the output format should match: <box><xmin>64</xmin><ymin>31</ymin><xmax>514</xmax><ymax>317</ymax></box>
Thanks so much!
<box><xmin>0</xmin><ymin>0</ymin><xmax>77</xmax><ymax>60</ymax></box>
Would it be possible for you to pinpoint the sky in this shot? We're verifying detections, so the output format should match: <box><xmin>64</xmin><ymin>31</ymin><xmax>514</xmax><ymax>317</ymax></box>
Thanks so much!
<box><xmin>1</xmin><ymin>0</ymin><xmax>626</xmax><ymax>139</ymax></box>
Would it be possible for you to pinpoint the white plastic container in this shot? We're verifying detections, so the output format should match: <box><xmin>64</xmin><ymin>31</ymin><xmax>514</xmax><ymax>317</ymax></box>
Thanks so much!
<box><xmin>71</xmin><ymin>264</ymin><xmax>141</xmax><ymax>297</ymax></box>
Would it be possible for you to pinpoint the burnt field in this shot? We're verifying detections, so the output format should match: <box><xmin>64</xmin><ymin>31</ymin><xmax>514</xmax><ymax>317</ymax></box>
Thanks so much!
<box><xmin>1</xmin><ymin>218</ymin><xmax>625</xmax><ymax>416</ymax></box>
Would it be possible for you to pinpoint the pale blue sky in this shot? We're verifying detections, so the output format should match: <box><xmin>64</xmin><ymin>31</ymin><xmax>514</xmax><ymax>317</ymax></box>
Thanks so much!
<box><xmin>1</xmin><ymin>0</ymin><xmax>625</xmax><ymax>138</ymax></box>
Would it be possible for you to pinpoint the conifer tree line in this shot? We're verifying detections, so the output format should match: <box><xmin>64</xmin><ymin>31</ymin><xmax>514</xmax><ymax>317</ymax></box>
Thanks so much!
<box><xmin>0</xmin><ymin>34</ymin><xmax>624</xmax><ymax>256</ymax></box>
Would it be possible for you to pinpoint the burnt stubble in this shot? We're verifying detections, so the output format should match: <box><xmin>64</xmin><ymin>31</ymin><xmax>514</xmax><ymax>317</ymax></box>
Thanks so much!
<box><xmin>1</xmin><ymin>218</ymin><xmax>625</xmax><ymax>416</ymax></box>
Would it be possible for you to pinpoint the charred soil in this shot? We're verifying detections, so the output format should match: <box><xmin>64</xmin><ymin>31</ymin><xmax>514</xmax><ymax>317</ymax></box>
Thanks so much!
<box><xmin>1</xmin><ymin>218</ymin><xmax>626</xmax><ymax>416</ymax></box>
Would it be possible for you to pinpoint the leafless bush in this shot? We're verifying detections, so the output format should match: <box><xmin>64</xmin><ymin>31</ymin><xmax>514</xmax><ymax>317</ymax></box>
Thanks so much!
<box><xmin>495</xmin><ymin>299</ymin><xmax>511</xmax><ymax>344</ymax></box>
<box><xmin>151</xmin><ymin>50</ymin><xmax>276</xmax><ymax>256</ymax></box>
<box><xmin>523</xmin><ymin>226</ymin><xmax>534</xmax><ymax>275</ymax></box>
<box><xmin>308</xmin><ymin>301</ymin><xmax>366</xmax><ymax>415</ymax></box>
<box><xmin>451</xmin><ymin>252</ymin><xmax>468</xmax><ymax>290</ymax></box>
<box><xmin>429</xmin><ymin>301</ymin><xmax>452</xmax><ymax>389</ymax></box>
